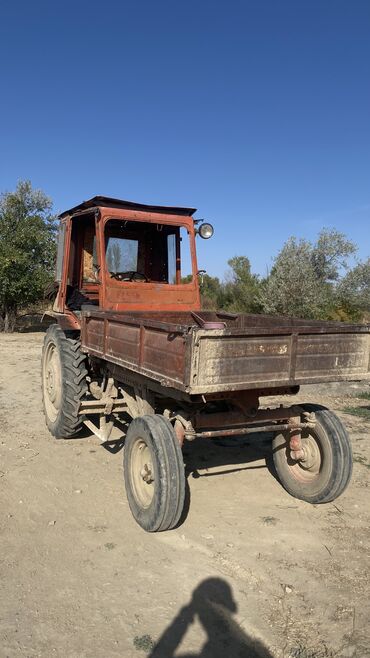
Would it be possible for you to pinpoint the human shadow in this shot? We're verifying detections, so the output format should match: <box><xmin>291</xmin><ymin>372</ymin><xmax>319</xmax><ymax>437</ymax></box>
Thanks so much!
<box><xmin>148</xmin><ymin>577</ymin><xmax>273</xmax><ymax>658</ymax></box>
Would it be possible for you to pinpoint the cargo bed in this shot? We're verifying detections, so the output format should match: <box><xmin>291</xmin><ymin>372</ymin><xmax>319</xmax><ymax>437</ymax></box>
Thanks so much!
<box><xmin>81</xmin><ymin>309</ymin><xmax>370</xmax><ymax>395</ymax></box>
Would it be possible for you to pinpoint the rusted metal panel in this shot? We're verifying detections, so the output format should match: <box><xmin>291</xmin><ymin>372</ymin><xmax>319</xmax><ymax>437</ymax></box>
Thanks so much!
<box><xmin>193</xmin><ymin>333</ymin><xmax>292</xmax><ymax>388</ymax></box>
<box><xmin>141</xmin><ymin>327</ymin><xmax>186</xmax><ymax>382</ymax></box>
<box><xmin>81</xmin><ymin>311</ymin><xmax>187</xmax><ymax>388</ymax></box>
<box><xmin>103</xmin><ymin>281</ymin><xmax>200</xmax><ymax>313</ymax></box>
<box><xmin>59</xmin><ymin>196</ymin><xmax>196</xmax><ymax>219</ymax></box>
<box><xmin>194</xmin><ymin>405</ymin><xmax>303</xmax><ymax>431</ymax></box>
<box><xmin>83</xmin><ymin>316</ymin><xmax>105</xmax><ymax>353</ymax></box>
<box><xmin>106</xmin><ymin>320</ymin><xmax>140</xmax><ymax>365</ymax></box>
<box><xmin>295</xmin><ymin>334</ymin><xmax>369</xmax><ymax>380</ymax></box>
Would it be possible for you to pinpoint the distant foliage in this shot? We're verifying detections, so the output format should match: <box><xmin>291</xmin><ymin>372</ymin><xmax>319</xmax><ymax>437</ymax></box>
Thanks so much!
<box><xmin>0</xmin><ymin>181</ymin><xmax>57</xmax><ymax>331</ymax></box>
<box><xmin>199</xmin><ymin>256</ymin><xmax>263</xmax><ymax>313</ymax></box>
<box><xmin>337</xmin><ymin>258</ymin><xmax>370</xmax><ymax>320</ymax></box>
<box><xmin>222</xmin><ymin>256</ymin><xmax>262</xmax><ymax>313</ymax></box>
<box><xmin>200</xmin><ymin>229</ymin><xmax>368</xmax><ymax>322</ymax></box>
<box><xmin>0</xmin><ymin>181</ymin><xmax>368</xmax><ymax>327</ymax></box>
<box><xmin>260</xmin><ymin>237</ymin><xmax>324</xmax><ymax>319</ymax></box>
<box><xmin>259</xmin><ymin>229</ymin><xmax>360</xmax><ymax>321</ymax></box>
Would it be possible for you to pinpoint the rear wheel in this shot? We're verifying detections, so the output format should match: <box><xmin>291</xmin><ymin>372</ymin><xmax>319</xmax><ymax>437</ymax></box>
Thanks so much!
<box><xmin>41</xmin><ymin>324</ymin><xmax>88</xmax><ymax>438</ymax></box>
<box><xmin>124</xmin><ymin>415</ymin><xmax>185</xmax><ymax>532</ymax></box>
<box><xmin>272</xmin><ymin>405</ymin><xmax>352</xmax><ymax>504</ymax></box>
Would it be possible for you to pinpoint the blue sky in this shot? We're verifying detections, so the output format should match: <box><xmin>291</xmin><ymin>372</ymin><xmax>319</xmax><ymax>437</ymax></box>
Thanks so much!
<box><xmin>0</xmin><ymin>0</ymin><xmax>369</xmax><ymax>278</ymax></box>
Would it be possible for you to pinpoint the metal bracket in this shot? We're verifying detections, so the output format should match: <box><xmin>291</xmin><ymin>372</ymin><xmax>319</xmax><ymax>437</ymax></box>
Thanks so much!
<box><xmin>118</xmin><ymin>385</ymin><xmax>155</xmax><ymax>418</ymax></box>
<box><xmin>288</xmin><ymin>410</ymin><xmax>316</xmax><ymax>461</ymax></box>
<box><xmin>81</xmin><ymin>377</ymin><xmax>126</xmax><ymax>442</ymax></box>
<box><xmin>84</xmin><ymin>416</ymin><xmax>114</xmax><ymax>442</ymax></box>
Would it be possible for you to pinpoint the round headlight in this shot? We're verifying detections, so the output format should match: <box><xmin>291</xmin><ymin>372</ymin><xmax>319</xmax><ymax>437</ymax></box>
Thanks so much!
<box><xmin>199</xmin><ymin>222</ymin><xmax>214</xmax><ymax>239</ymax></box>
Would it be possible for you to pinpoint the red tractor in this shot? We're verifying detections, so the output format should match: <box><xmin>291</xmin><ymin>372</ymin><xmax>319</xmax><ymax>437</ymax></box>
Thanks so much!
<box><xmin>42</xmin><ymin>196</ymin><xmax>369</xmax><ymax>531</ymax></box>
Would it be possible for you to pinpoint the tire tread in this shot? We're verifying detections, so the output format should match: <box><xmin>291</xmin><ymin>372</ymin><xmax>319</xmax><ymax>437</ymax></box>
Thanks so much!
<box><xmin>124</xmin><ymin>415</ymin><xmax>185</xmax><ymax>532</ymax></box>
<box><xmin>272</xmin><ymin>404</ymin><xmax>352</xmax><ymax>504</ymax></box>
<box><xmin>42</xmin><ymin>324</ymin><xmax>87</xmax><ymax>438</ymax></box>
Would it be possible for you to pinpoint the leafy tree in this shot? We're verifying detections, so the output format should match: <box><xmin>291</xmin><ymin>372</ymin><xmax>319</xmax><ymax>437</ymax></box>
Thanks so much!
<box><xmin>337</xmin><ymin>258</ymin><xmax>370</xmax><ymax>319</ymax></box>
<box><xmin>223</xmin><ymin>256</ymin><xmax>262</xmax><ymax>313</ymax></box>
<box><xmin>260</xmin><ymin>229</ymin><xmax>358</xmax><ymax>320</ymax></box>
<box><xmin>195</xmin><ymin>257</ymin><xmax>262</xmax><ymax>313</ymax></box>
<box><xmin>181</xmin><ymin>272</ymin><xmax>224</xmax><ymax>309</ymax></box>
<box><xmin>0</xmin><ymin>181</ymin><xmax>57</xmax><ymax>331</ymax></box>
<box><xmin>199</xmin><ymin>273</ymin><xmax>223</xmax><ymax>309</ymax></box>
<box><xmin>311</xmin><ymin>229</ymin><xmax>356</xmax><ymax>281</ymax></box>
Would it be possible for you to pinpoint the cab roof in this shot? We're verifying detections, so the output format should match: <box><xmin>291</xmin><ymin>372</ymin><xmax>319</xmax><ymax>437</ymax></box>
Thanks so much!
<box><xmin>59</xmin><ymin>195</ymin><xmax>197</xmax><ymax>219</ymax></box>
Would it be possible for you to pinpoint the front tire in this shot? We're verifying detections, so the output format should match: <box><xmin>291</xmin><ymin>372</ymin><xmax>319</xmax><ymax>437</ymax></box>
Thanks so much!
<box><xmin>272</xmin><ymin>405</ymin><xmax>352</xmax><ymax>504</ymax></box>
<box><xmin>41</xmin><ymin>324</ymin><xmax>88</xmax><ymax>438</ymax></box>
<box><xmin>124</xmin><ymin>415</ymin><xmax>185</xmax><ymax>532</ymax></box>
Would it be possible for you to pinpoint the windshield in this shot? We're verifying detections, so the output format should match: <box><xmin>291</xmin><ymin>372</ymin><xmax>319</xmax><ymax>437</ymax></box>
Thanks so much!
<box><xmin>104</xmin><ymin>219</ymin><xmax>193</xmax><ymax>283</ymax></box>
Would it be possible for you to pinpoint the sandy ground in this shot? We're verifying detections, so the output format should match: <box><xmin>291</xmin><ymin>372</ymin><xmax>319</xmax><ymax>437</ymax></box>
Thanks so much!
<box><xmin>0</xmin><ymin>332</ymin><xmax>369</xmax><ymax>658</ymax></box>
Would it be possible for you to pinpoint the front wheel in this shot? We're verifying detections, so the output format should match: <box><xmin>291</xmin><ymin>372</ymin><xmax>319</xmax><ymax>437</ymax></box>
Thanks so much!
<box><xmin>124</xmin><ymin>415</ymin><xmax>185</xmax><ymax>532</ymax></box>
<box><xmin>41</xmin><ymin>324</ymin><xmax>88</xmax><ymax>438</ymax></box>
<box><xmin>272</xmin><ymin>405</ymin><xmax>352</xmax><ymax>504</ymax></box>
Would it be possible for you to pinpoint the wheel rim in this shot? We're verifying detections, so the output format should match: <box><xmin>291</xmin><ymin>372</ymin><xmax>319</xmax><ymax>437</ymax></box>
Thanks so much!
<box><xmin>129</xmin><ymin>437</ymin><xmax>155</xmax><ymax>508</ymax></box>
<box><xmin>287</xmin><ymin>430</ymin><xmax>323</xmax><ymax>483</ymax></box>
<box><xmin>43</xmin><ymin>341</ymin><xmax>62</xmax><ymax>422</ymax></box>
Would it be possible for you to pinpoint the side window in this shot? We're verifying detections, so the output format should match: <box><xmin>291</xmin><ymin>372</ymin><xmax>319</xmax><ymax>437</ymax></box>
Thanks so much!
<box><xmin>82</xmin><ymin>224</ymin><xmax>97</xmax><ymax>282</ymax></box>
<box><xmin>166</xmin><ymin>228</ymin><xmax>193</xmax><ymax>284</ymax></box>
<box><xmin>167</xmin><ymin>234</ymin><xmax>176</xmax><ymax>284</ymax></box>
<box><xmin>180</xmin><ymin>227</ymin><xmax>193</xmax><ymax>281</ymax></box>
<box><xmin>106</xmin><ymin>236</ymin><xmax>139</xmax><ymax>274</ymax></box>
<box><xmin>55</xmin><ymin>222</ymin><xmax>66</xmax><ymax>282</ymax></box>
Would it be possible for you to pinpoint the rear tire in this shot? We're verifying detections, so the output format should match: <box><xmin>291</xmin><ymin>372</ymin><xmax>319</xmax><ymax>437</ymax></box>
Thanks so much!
<box><xmin>272</xmin><ymin>404</ymin><xmax>352</xmax><ymax>504</ymax></box>
<box><xmin>124</xmin><ymin>415</ymin><xmax>185</xmax><ymax>532</ymax></box>
<box><xmin>41</xmin><ymin>324</ymin><xmax>88</xmax><ymax>438</ymax></box>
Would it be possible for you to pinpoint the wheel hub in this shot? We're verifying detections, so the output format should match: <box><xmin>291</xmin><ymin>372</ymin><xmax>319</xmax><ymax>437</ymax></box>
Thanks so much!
<box><xmin>288</xmin><ymin>433</ymin><xmax>322</xmax><ymax>482</ymax></box>
<box><xmin>140</xmin><ymin>462</ymin><xmax>153</xmax><ymax>484</ymax></box>
<box><xmin>130</xmin><ymin>439</ymin><xmax>155</xmax><ymax>508</ymax></box>
<box><xmin>299</xmin><ymin>440</ymin><xmax>320</xmax><ymax>470</ymax></box>
<box><xmin>46</xmin><ymin>365</ymin><xmax>56</xmax><ymax>401</ymax></box>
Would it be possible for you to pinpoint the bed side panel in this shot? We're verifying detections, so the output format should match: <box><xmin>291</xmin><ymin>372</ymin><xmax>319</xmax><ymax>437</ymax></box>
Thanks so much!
<box><xmin>81</xmin><ymin>313</ymin><xmax>187</xmax><ymax>388</ymax></box>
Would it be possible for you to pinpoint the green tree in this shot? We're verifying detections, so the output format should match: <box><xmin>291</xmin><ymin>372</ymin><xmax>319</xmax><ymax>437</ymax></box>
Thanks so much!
<box><xmin>199</xmin><ymin>273</ymin><xmax>223</xmax><ymax>309</ymax></box>
<box><xmin>311</xmin><ymin>229</ymin><xmax>356</xmax><ymax>281</ymax></box>
<box><xmin>337</xmin><ymin>258</ymin><xmax>370</xmax><ymax>319</ymax></box>
<box><xmin>222</xmin><ymin>256</ymin><xmax>262</xmax><ymax>313</ymax></box>
<box><xmin>0</xmin><ymin>181</ymin><xmax>57</xmax><ymax>331</ymax></box>
<box><xmin>260</xmin><ymin>229</ymin><xmax>357</xmax><ymax>319</ymax></box>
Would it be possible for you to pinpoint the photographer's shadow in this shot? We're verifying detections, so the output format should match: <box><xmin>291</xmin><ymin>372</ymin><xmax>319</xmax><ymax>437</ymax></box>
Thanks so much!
<box><xmin>149</xmin><ymin>577</ymin><xmax>272</xmax><ymax>658</ymax></box>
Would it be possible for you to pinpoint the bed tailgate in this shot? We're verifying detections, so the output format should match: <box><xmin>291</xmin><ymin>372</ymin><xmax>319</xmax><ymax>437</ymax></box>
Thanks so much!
<box><xmin>188</xmin><ymin>328</ymin><xmax>370</xmax><ymax>394</ymax></box>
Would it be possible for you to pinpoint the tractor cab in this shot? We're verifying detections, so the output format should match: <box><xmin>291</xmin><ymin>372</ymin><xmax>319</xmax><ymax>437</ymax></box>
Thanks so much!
<box><xmin>53</xmin><ymin>196</ymin><xmax>213</xmax><ymax>329</ymax></box>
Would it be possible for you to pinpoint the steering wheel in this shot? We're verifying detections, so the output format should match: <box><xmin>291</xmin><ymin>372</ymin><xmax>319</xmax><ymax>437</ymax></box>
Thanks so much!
<box><xmin>110</xmin><ymin>270</ymin><xmax>149</xmax><ymax>282</ymax></box>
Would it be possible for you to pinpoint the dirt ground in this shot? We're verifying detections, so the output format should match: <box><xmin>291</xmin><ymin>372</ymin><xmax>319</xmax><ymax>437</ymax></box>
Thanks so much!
<box><xmin>0</xmin><ymin>333</ymin><xmax>369</xmax><ymax>658</ymax></box>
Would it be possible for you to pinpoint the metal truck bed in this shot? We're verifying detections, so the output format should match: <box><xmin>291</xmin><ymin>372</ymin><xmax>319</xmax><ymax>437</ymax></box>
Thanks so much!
<box><xmin>80</xmin><ymin>309</ymin><xmax>370</xmax><ymax>395</ymax></box>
